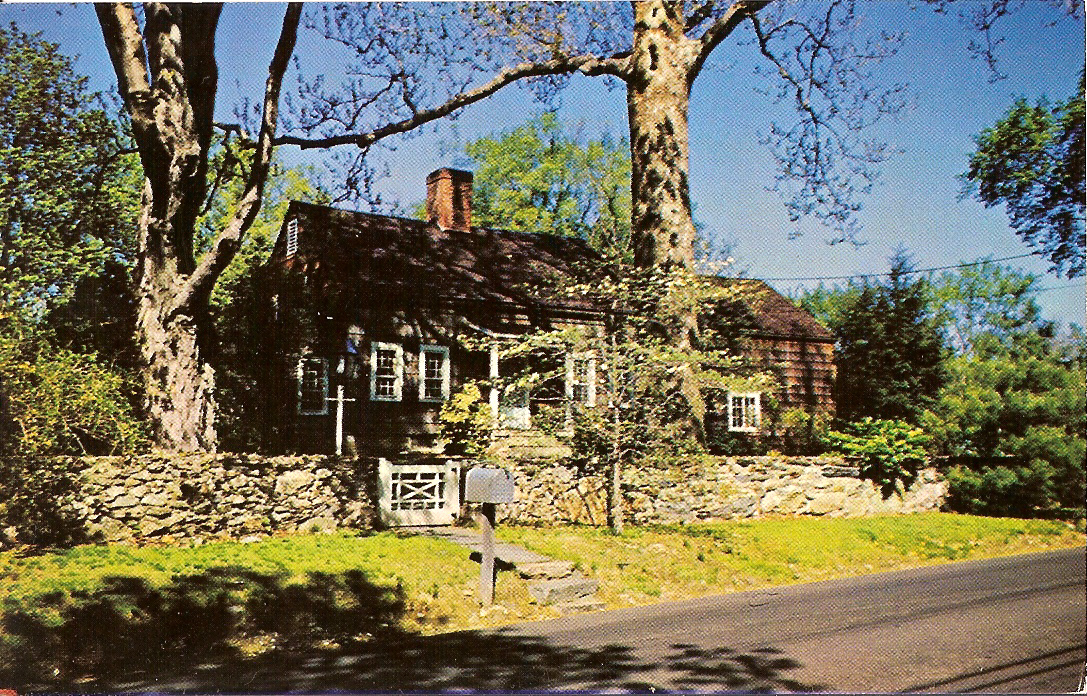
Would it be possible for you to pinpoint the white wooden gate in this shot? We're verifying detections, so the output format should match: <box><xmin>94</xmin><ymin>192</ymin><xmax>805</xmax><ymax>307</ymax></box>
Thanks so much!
<box><xmin>377</xmin><ymin>458</ymin><xmax>461</xmax><ymax>526</ymax></box>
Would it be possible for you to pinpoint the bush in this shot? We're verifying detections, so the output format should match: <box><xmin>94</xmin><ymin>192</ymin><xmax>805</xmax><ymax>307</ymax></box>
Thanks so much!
<box><xmin>945</xmin><ymin>461</ymin><xmax>1061</xmax><ymax>518</ymax></box>
<box><xmin>824</xmin><ymin>418</ymin><xmax>931</xmax><ymax>497</ymax></box>
<box><xmin>778</xmin><ymin>407</ymin><xmax>831</xmax><ymax>455</ymax></box>
<box><xmin>0</xmin><ymin>456</ymin><xmax>88</xmax><ymax>548</ymax></box>
<box><xmin>437</xmin><ymin>382</ymin><xmax>492</xmax><ymax>457</ymax></box>
<box><xmin>0</xmin><ymin>323</ymin><xmax>147</xmax><ymax>457</ymax></box>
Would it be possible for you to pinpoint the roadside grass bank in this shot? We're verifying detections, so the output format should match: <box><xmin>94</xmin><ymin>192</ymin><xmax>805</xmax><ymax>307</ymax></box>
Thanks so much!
<box><xmin>501</xmin><ymin>513</ymin><xmax>1086</xmax><ymax>608</ymax></box>
<box><xmin>0</xmin><ymin>513</ymin><xmax>1081</xmax><ymax>688</ymax></box>
<box><xmin>0</xmin><ymin>531</ymin><xmax>555</xmax><ymax>689</ymax></box>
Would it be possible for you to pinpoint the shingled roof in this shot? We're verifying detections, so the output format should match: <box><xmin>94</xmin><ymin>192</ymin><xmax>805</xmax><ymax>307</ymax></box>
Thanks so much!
<box><xmin>705</xmin><ymin>277</ymin><xmax>834</xmax><ymax>342</ymax></box>
<box><xmin>274</xmin><ymin>200</ymin><xmax>832</xmax><ymax>341</ymax></box>
<box><xmin>275</xmin><ymin>200</ymin><xmax>602</xmax><ymax>314</ymax></box>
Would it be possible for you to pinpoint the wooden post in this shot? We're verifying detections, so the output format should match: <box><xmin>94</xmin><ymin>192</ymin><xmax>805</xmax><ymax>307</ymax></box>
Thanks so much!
<box><xmin>327</xmin><ymin>384</ymin><xmax>356</xmax><ymax>457</ymax></box>
<box><xmin>478</xmin><ymin>502</ymin><xmax>497</xmax><ymax>605</ymax></box>
<box><xmin>335</xmin><ymin>384</ymin><xmax>345</xmax><ymax>456</ymax></box>
<box><xmin>489</xmin><ymin>345</ymin><xmax>500</xmax><ymax>424</ymax></box>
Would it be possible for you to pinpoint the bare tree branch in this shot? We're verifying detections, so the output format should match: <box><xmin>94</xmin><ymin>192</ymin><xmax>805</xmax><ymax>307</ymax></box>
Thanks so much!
<box><xmin>690</xmin><ymin>0</ymin><xmax>770</xmax><ymax>85</ymax></box>
<box><xmin>94</xmin><ymin>5</ymin><xmax>153</xmax><ymax>152</ymax></box>
<box><xmin>178</xmin><ymin>3</ymin><xmax>302</xmax><ymax>312</ymax></box>
<box><xmin>275</xmin><ymin>52</ymin><xmax>628</xmax><ymax>152</ymax></box>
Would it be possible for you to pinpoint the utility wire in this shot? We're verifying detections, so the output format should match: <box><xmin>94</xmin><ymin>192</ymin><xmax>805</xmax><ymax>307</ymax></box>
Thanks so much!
<box><xmin>1028</xmin><ymin>283</ymin><xmax>1084</xmax><ymax>294</ymax></box>
<box><xmin>757</xmin><ymin>253</ymin><xmax>1037</xmax><ymax>283</ymax></box>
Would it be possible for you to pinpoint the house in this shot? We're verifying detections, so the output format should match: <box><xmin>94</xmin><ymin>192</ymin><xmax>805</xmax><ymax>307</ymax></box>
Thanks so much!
<box><xmin>266</xmin><ymin>168</ymin><xmax>834</xmax><ymax>456</ymax></box>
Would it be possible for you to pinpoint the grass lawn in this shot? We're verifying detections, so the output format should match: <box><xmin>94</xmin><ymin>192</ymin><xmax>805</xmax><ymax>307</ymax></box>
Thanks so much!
<box><xmin>0</xmin><ymin>513</ymin><xmax>1082</xmax><ymax>688</ymax></box>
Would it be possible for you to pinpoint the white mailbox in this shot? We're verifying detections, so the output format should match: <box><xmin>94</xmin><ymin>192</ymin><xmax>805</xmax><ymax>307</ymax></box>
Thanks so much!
<box><xmin>464</xmin><ymin>467</ymin><xmax>516</xmax><ymax>504</ymax></box>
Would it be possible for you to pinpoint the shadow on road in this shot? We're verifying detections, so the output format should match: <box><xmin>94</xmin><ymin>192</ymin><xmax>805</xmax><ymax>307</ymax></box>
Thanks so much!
<box><xmin>110</xmin><ymin>633</ymin><xmax>825</xmax><ymax>693</ymax></box>
<box><xmin>902</xmin><ymin>645</ymin><xmax>1087</xmax><ymax>693</ymax></box>
<box><xmin>1</xmin><ymin>564</ymin><xmax>824</xmax><ymax>693</ymax></box>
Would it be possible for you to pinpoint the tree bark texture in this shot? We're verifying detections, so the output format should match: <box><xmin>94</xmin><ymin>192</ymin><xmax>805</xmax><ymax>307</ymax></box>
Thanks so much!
<box><xmin>627</xmin><ymin>2</ymin><xmax>697</xmax><ymax>272</ymax></box>
<box><xmin>97</xmin><ymin>3</ymin><xmax>300</xmax><ymax>451</ymax></box>
<box><xmin>622</xmin><ymin>1</ymin><xmax>762</xmax><ymax>437</ymax></box>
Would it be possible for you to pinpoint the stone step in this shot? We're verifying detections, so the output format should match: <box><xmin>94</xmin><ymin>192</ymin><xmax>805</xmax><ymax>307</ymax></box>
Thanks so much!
<box><xmin>494</xmin><ymin>544</ymin><xmax>552</xmax><ymax>565</ymax></box>
<box><xmin>528</xmin><ymin>573</ymin><xmax>599</xmax><ymax>605</ymax></box>
<box><xmin>516</xmin><ymin>559</ymin><xmax>576</xmax><ymax>580</ymax></box>
<box><xmin>555</xmin><ymin>596</ymin><xmax>606</xmax><ymax>615</ymax></box>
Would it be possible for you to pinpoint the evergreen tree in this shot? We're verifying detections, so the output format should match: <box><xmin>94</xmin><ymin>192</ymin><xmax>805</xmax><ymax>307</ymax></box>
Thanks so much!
<box><xmin>829</xmin><ymin>254</ymin><xmax>946</xmax><ymax>424</ymax></box>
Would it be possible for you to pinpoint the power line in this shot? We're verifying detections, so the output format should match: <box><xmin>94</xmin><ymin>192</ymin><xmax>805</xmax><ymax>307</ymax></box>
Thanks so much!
<box><xmin>1028</xmin><ymin>283</ymin><xmax>1085</xmax><ymax>294</ymax></box>
<box><xmin>757</xmin><ymin>253</ymin><xmax>1037</xmax><ymax>283</ymax></box>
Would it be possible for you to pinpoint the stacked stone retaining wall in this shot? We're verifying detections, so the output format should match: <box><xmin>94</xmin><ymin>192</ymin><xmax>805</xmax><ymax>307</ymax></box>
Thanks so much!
<box><xmin>3</xmin><ymin>453</ymin><xmax>947</xmax><ymax>546</ymax></box>
<box><xmin>8</xmin><ymin>454</ymin><xmax>377</xmax><ymax>544</ymax></box>
<box><xmin>499</xmin><ymin>456</ymin><xmax>947</xmax><ymax>526</ymax></box>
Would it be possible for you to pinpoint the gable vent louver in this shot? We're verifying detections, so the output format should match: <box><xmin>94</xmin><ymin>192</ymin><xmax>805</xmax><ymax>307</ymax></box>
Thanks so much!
<box><xmin>286</xmin><ymin>218</ymin><xmax>299</xmax><ymax>257</ymax></box>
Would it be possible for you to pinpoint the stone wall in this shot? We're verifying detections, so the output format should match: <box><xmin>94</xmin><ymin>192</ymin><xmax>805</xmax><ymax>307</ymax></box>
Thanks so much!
<box><xmin>499</xmin><ymin>456</ymin><xmax>947</xmax><ymax>526</ymax></box>
<box><xmin>24</xmin><ymin>454</ymin><xmax>376</xmax><ymax>544</ymax></box>
<box><xmin>3</xmin><ymin>453</ymin><xmax>947</xmax><ymax>546</ymax></box>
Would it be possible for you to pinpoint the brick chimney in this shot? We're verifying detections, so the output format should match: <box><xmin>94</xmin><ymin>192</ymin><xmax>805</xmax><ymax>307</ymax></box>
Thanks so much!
<box><xmin>426</xmin><ymin>168</ymin><xmax>473</xmax><ymax>232</ymax></box>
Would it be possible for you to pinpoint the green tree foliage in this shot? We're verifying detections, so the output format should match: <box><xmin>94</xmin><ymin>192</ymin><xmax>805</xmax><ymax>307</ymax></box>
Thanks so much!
<box><xmin>465</xmin><ymin>113</ymin><xmax>632</xmax><ymax>259</ymax></box>
<box><xmin>929</xmin><ymin>260</ymin><xmax>1046</xmax><ymax>355</ymax></box>
<box><xmin>437</xmin><ymin>382</ymin><xmax>493</xmax><ymax>458</ymax></box>
<box><xmin>0</xmin><ymin>24</ymin><xmax>140</xmax><ymax>320</ymax></box>
<box><xmin>927</xmin><ymin>331</ymin><xmax>1086</xmax><ymax>517</ymax></box>
<box><xmin>802</xmin><ymin>254</ymin><xmax>946</xmax><ymax>425</ymax></box>
<box><xmin>919</xmin><ymin>261</ymin><xmax>1085</xmax><ymax>517</ymax></box>
<box><xmin>0</xmin><ymin>316</ymin><xmax>148</xmax><ymax>457</ymax></box>
<box><xmin>0</xmin><ymin>25</ymin><xmax>144</xmax><ymax>462</ymax></box>
<box><xmin>962</xmin><ymin>73</ymin><xmax>1085</xmax><ymax>278</ymax></box>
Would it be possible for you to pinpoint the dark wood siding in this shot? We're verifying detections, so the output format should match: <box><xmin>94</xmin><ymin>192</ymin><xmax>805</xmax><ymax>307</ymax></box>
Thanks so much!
<box><xmin>749</xmin><ymin>337</ymin><xmax>836</xmax><ymax>414</ymax></box>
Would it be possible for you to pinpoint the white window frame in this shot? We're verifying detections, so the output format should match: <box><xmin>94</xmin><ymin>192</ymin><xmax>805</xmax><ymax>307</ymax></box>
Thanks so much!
<box><xmin>370</xmin><ymin>342</ymin><xmax>404</xmax><ymax>402</ymax></box>
<box><xmin>418</xmin><ymin>345</ymin><xmax>451</xmax><ymax>403</ymax></box>
<box><xmin>566</xmin><ymin>352</ymin><xmax>597</xmax><ymax>407</ymax></box>
<box><xmin>285</xmin><ymin>217</ymin><xmax>299</xmax><ymax>257</ymax></box>
<box><xmin>297</xmin><ymin>357</ymin><xmax>328</xmax><ymax>415</ymax></box>
<box><xmin>728</xmin><ymin>391</ymin><xmax>761</xmax><ymax>432</ymax></box>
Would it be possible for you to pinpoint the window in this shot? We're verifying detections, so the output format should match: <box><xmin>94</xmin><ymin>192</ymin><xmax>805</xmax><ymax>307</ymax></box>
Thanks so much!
<box><xmin>285</xmin><ymin>218</ymin><xmax>299</xmax><ymax>257</ymax></box>
<box><xmin>566</xmin><ymin>352</ymin><xmax>596</xmax><ymax>407</ymax></box>
<box><xmin>370</xmin><ymin>342</ymin><xmax>403</xmax><ymax>401</ymax></box>
<box><xmin>728</xmin><ymin>392</ymin><xmax>761</xmax><ymax>432</ymax></box>
<box><xmin>297</xmin><ymin>357</ymin><xmax>328</xmax><ymax>415</ymax></box>
<box><xmin>419</xmin><ymin>345</ymin><xmax>450</xmax><ymax>402</ymax></box>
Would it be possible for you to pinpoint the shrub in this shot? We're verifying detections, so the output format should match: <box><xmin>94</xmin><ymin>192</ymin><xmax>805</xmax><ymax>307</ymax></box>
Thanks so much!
<box><xmin>778</xmin><ymin>407</ymin><xmax>831</xmax><ymax>455</ymax></box>
<box><xmin>0</xmin><ymin>456</ymin><xmax>89</xmax><ymax>548</ymax></box>
<box><xmin>945</xmin><ymin>461</ymin><xmax>1060</xmax><ymax>518</ymax></box>
<box><xmin>0</xmin><ymin>323</ymin><xmax>147</xmax><ymax>457</ymax></box>
<box><xmin>437</xmin><ymin>382</ymin><xmax>492</xmax><ymax>457</ymax></box>
<box><xmin>824</xmin><ymin>418</ymin><xmax>931</xmax><ymax>496</ymax></box>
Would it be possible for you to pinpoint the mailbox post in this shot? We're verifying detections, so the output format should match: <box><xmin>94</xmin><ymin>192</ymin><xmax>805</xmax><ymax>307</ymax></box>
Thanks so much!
<box><xmin>464</xmin><ymin>467</ymin><xmax>516</xmax><ymax>605</ymax></box>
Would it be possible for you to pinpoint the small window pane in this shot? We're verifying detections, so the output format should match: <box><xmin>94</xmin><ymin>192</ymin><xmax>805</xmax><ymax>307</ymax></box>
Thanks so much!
<box><xmin>568</xmin><ymin>354</ymin><xmax>595</xmax><ymax>406</ymax></box>
<box><xmin>371</xmin><ymin>343</ymin><xmax>403</xmax><ymax>401</ymax></box>
<box><xmin>298</xmin><ymin>358</ymin><xmax>327</xmax><ymax>414</ymax></box>
<box><xmin>286</xmin><ymin>218</ymin><xmax>299</xmax><ymax>257</ymax></box>
<box><xmin>423</xmin><ymin>351</ymin><xmax>444</xmax><ymax>400</ymax></box>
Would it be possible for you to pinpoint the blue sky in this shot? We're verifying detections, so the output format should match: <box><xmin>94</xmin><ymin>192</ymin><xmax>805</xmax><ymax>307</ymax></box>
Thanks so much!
<box><xmin>3</xmin><ymin>2</ymin><xmax>1084</xmax><ymax>325</ymax></box>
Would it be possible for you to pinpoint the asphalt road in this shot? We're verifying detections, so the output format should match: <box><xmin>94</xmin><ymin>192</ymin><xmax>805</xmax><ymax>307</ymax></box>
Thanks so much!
<box><xmin>122</xmin><ymin>546</ymin><xmax>1086</xmax><ymax>693</ymax></box>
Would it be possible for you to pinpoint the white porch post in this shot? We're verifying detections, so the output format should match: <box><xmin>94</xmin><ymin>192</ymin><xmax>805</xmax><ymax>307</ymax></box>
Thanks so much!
<box><xmin>327</xmin><ymin>384</ymin><xmax>356</xmax><ymax>456</ymax></box>
<box><xmin>489</xmin><ymin>345</ymin><xmax>500</xmax><ymax>423</ymax></box>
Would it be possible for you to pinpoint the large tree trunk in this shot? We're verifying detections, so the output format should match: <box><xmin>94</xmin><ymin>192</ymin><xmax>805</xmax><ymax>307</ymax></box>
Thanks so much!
<box><xmin>627</xmin><ymin>1</ymin><xmax>697</xmax><ymax>274</ymax></box>
<box><xmin>97</xmin><ymin>3</ymin><xmax>300</xmax><ymax>451</ymax></box>
<box><xmin>625</xmin><ymin>1</ymin><xmax>707</xmax><ymax>434</ymax></box>
<box><xmin>136</xmin><ymin>253</ymin><xmax>217</xmax><ymax>451</ymax></box>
